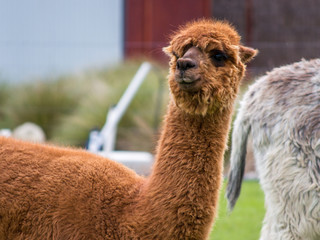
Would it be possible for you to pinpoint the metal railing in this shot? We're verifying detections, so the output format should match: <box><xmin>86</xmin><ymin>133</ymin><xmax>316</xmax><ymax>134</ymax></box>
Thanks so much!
<box><xmin>87</xmin><ymin>62</ymin><xmax>154</xmax><ymax>175</ymax></box>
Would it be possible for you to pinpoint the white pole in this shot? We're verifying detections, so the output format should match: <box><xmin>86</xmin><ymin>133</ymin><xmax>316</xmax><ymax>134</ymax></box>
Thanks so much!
<box><xmin>100</xmin><ymin>62</ymin><xmax>152</xmax><ymax>152</ymax></box>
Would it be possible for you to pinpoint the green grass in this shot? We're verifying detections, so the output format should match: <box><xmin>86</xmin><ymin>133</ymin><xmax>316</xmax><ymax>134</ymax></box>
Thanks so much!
<box><xmin>210</xmin><ymin>181</ymin><xmax>265</xmax><ymax>240</ymax></box>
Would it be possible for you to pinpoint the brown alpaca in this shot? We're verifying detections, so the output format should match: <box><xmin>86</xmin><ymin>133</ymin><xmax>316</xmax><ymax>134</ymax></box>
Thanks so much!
<box><xmin>0</xmin><ymin>19</ymin><xmax>257</xmax><ymax>240</ymax></box>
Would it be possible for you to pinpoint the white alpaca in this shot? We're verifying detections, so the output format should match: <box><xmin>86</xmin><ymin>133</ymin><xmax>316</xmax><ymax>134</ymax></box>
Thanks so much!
<box><xmin>227</xmin><ymin>58</ymin><xmax>320</xmax><ymax>240</ymax></box>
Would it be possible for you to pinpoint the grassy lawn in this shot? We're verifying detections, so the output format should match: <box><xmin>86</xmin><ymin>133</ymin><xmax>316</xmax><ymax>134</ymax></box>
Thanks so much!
<box><xmin>210</xmin><ymin>180</ymin><xmax>265</xmax><ymax>240</ymax></box>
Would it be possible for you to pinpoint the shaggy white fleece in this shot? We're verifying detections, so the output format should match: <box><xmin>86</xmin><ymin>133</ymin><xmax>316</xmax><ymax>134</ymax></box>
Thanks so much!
<box><xmin>227</xmin><ymin>58</ymin><xmax>320</xmax><ymax>240</ymax></box>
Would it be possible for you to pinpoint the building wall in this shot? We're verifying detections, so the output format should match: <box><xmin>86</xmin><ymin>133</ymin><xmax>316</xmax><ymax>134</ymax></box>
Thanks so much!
<box><xmin>0</xmin><ymin>0</ymin><xmax>123</xmax><ymax>82</ymax></box>
<box><xmin>212</xmin><ymin>0</ymin><xmax>320</xmax><ymax>75</ymax></box>
<box><xmin>2</xmin><ymin>0</ymin><xmax>318</xmax><ymax>82</ymax></box>
<box><xmin>124</xmin><ymin>0</ymin><xmax>211</xmax><ymax>62</ymax></box>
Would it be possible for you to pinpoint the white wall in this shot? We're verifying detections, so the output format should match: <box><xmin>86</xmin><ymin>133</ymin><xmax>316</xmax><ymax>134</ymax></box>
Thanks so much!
<box><xmin>0</xmin><ymin>0</ymin><xmax>123</xmax><ymax>82</ymax></box>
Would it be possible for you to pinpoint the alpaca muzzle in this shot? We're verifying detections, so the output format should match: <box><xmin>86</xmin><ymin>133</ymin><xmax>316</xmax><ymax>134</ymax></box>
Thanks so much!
<box><xmin>175</xmin><ymin>47</ymin><xmax>202</xmax><ymax>92</ymax></box>
<box><xmin>176</xmin><ymin>58</ymin><xmax>196</xmax><ymax>72</ymax></box>
<box><xmin>174</xmin><ymin>72</ymin><xmax>201</xmax><ymax>92</ymax></box>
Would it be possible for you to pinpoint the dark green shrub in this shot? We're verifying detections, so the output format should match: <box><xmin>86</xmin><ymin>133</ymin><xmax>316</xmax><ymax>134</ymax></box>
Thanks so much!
<box><xmin>0</xmin><ymin>78</ymin><xmax>82</xmax><ymax>138</ymax></box>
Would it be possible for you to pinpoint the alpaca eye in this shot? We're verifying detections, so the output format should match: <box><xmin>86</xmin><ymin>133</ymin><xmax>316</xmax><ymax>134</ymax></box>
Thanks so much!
<box><xmin>213</xmin><ymin>53</ymin><xmax>226</xmax><ymax>61</ymax></box>
<box><xmin>210</xmin><ymin>50</ymin><xmax>228</xmax><ymax>67</ymax></box>
<box><xmin>182</xmin><ymin>44</ymin><xmax>193</xmax><ymax>55</ymax></box>
<box><xmin>173</xmin><ymin>51</ymin><xmax>179</xmax><ymax>59</ymax></box>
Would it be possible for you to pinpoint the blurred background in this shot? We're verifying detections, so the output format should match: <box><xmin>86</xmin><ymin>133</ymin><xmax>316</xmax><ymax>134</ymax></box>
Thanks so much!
<box><xmin>2</xmin><ymin>0</ymin><xmax>320</xmax><ymax>82</ymax></box>
<box><xmin>1</xmin><ymin>0</ymin><xmax>319</xmax><ymax>158</ymax></box>
<box><xmin>0</xmin><ymin>1</ymin><xmax>319</xmax><ymax>239</ymax></box>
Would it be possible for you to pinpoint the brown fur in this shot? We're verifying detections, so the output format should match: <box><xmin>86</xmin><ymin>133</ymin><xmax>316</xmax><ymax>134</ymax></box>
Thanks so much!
<box><xmin>0</xmin><ymin>19</ymin><xmax>257</xmax><ymax>239</ymax></box>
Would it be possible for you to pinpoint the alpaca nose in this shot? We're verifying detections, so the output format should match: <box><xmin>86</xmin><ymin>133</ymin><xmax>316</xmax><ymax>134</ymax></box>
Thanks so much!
<box><xmin>176</xmin><ymin>58</ymin><xmax>196</xmax><ymax>71</ymax></box>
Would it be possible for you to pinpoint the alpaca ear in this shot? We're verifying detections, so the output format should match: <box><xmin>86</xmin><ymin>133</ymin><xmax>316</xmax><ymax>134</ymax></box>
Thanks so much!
<box><xmin>239</xmin><ymin>46</ymin><xmax>258</xmax><ymax>63</ymax></box>
<box><xmin>163</xmin><ymin>45</ymin><xmax>173</xmax><ymax>56</ymax></box>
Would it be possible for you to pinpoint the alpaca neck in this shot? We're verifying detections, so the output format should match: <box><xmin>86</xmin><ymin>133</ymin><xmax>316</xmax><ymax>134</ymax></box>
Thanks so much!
<box><xmin>133</xmin><ymin>101</ymin><xmax>233</xmax><ymax>238</ymax></box>
<box><xmin>150</xmin><ymin>101</ymin><xmax>232</xmax><ymax>197</ymax></box>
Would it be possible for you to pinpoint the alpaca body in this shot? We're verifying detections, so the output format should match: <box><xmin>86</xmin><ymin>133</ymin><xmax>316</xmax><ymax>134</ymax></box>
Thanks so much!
<box><xmin>0</xmin><ymin>19</ymin><xmax>256</xmax><ymax>239</ymax></box>
<box><xmin>0</xmin><ymin>104</ymin><xmax>231</xmax><ymax>240</ymax></box>
<box><xmin>227</xmin><ymin>58</ymin><xmax>320</xmax><ymax>240</ymax></box>
<box><xmin>0</xmin><ymin>136</ymin><xmax>143</xmax><ymax>239</ymax></box>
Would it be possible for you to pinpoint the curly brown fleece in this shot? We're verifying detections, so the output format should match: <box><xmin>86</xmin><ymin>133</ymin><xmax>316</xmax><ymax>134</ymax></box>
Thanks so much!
<box><xmin>0</xmin><ymin>19</ymin><xmax>257</xmax><ymax>240</ymax></box>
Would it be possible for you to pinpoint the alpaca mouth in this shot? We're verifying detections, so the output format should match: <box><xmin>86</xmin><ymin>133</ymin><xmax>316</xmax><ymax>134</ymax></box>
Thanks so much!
<box><xmin>177</xmin><ymin>78</ymin><xmax>201</xmax><ymax>92</ymax></box>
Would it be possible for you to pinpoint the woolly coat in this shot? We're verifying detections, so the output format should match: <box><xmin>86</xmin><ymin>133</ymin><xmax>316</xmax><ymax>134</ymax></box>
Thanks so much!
<box><xmin>227</xmin><ymin>58</ymin><xmax>320</xmax><ymax>240</ymax></box>
<box><xmin>0</xmin><ymin>19</ymin><xmax>257</xmax><ymax>240</ymax></box>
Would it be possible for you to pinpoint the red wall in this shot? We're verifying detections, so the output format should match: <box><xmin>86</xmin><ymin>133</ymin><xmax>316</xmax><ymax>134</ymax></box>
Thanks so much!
<box><xmin>124</xmin><ymin>0</ymin><xmax>212</xmax><ymax>62</ymax></box>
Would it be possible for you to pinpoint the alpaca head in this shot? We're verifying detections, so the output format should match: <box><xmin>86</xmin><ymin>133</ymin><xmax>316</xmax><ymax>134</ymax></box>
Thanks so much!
<box><xmin>164</xmin><ymin>19</ymin><xmax>258</xmax><ymax>115</ymax></box>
